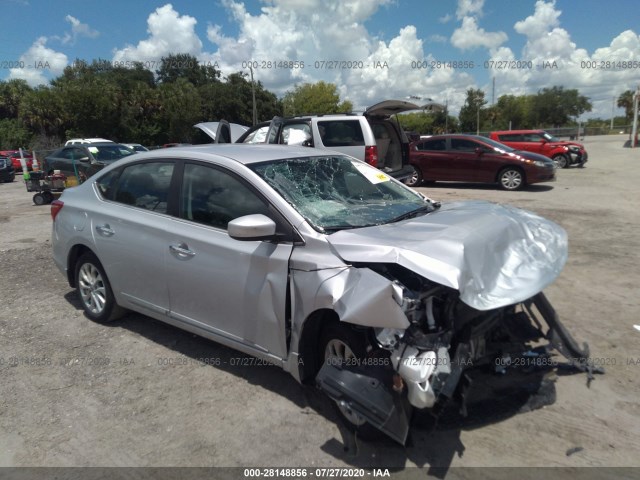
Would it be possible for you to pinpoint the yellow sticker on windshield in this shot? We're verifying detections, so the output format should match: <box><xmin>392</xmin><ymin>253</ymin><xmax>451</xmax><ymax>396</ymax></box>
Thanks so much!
<box><xmin>88</xmin><ymin>147</ymin><xmax>98</xmax><ymax>154</ymax></box>
<box><xmin>352</xmin><ymin>161</ymin><xmax>390</xmax><ymax>184</ymax></box>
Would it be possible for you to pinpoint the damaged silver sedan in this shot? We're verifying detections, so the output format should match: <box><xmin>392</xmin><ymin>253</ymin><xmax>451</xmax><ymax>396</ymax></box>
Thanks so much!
<box><xmin>51</xmin><ymin>145</ymin><xmax>601</xmax><ymax>443</ymax></box>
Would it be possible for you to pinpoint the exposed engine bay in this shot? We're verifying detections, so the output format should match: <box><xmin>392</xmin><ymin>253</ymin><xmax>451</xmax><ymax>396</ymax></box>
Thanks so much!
<box><xmin>316</xmin><ymin>263</ymin><xmax>603</xmax><ymax>444</ymax></box>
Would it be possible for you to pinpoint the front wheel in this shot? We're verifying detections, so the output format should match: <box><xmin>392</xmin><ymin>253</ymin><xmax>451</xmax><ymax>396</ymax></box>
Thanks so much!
<box><xmin>552</xmin><ymin>154</ymin><xmax>569</xmax><ymax>169</ymax></box>
<box><xmin>498</xmin><ymin>167</ymin><xmax>524</xmax><ymax>191</ymax></box>
<box><xmin>319</xmin><ymin>324</ymin><xmax>383</xmax><ymax>440</ymax></box>
<box><xmin>75</xmin><ymin>252</ymin><xmax>125</xmax><ymax>323</ymax></box>
<box><xmin>404</xmin><ymin>165</ymin><xmax>423</xmax><ymax>187</ymax></box>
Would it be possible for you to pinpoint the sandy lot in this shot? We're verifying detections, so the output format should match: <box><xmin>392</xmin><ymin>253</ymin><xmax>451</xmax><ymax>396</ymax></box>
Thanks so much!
<box><xmin>0</xmin><ymin>135</ymin><xmax>639</xmax><ymax>476</ymax></box>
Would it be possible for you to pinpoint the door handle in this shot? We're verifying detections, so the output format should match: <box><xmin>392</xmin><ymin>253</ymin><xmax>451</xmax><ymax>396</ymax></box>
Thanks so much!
<box><xmin>169</xmin><ymin>243</ymin><xmax>196</xmax><ymax>258</ymax></box>
<box><xmin>95</xmin><ymin>224</ymin><xmax>115</xmax><ymax>236</ymax></box>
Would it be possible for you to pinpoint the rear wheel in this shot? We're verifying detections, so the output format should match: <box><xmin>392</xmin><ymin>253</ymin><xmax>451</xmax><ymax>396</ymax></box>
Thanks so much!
<box><xmin>75</xmin><ymin>252</ymin><xmax>125</xmax><ymax>323</ymax></box>
<box><xmin>404</xmin><ymin>165</ymin><xmax>423</xmax><ymax>187</ymax></box>
<box><xmin>319</xmin><ymin>324</ymin><xmax>383</xmax><ymax>440</ymax></box>
<box><xmin>498</xmin><ymin>167</ymin><xmax>524</xmax><ymax>191</ymax></box>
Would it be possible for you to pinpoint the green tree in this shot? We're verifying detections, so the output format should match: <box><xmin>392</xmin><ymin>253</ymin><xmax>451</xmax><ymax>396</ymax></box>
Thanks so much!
<box><xmin>529</xmin><ymin>86</ymin><xmax>591</xmax><ymax>127</ymax></box>
<box><xmin>156</xmin><ymin>53</ymin><xmax>220</xmax><ymax>86</ymax></box>
<box><xmin>282</xmin><ymin>81</ymin><xmax>352</xmax><ymax>116</ymax></box>
<box><xmin>0</xmin><ymin>119</ymin><xmax>32</xmax><ymax>149</ymax></box>
<box><xmin>0</xmin><ymin>79</ymin><xmax>32</xmax><ymax>119</ymax></box>
<box><xmin>617</xmin><ymin>90</ymin><xmax>636</xmax><ymax>122</ymax></box>
<box><xmin>458</xmin><ymin>88</ymin><xmax>487</xmax><ymax>133</ymax></box>
<box><xmin>19</xmin><ymin>87</ymin><xmax>66</xmax><ymax>140</ymax></box>
<box><xmin>158</xmin><ymin>78</ymin><xmax>202</xmax><ymax>143</ymax></box>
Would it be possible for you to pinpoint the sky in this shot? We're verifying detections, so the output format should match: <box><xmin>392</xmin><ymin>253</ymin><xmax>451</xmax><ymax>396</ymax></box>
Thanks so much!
<box><xmin>1</xmin><ymin>0</ymin><xmax>639</xmax><ymax>119</ymax></box>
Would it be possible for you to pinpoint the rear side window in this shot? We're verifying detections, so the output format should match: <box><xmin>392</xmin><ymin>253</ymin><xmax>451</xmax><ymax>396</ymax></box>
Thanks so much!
<box><xmin>451</xmin><ymin>139</ymin><xmax>479</xmax><ymax>152</ymax></box>
<box><xmin>497</xmin><ymin>134</ymin><xmax>522</xmax><ymax>142</ymax></box>
<box><xmin>100</xmin><ymin>162</ymin><xmax>174</xmax><ymax>213</ymax></box>
<box><xmin>281</xmin><ymin>123</ymin><xmax>312</xmax><ymax>146</ymax></box>
<box><xmin>318</xmin><ymin>120</ymin><xmax>364</xmax><ymax>147</ymax></box>
<box><xmin>416</xmin><ymin>139</ymin><xmax>446</xmax><ymax>151</ymax></box>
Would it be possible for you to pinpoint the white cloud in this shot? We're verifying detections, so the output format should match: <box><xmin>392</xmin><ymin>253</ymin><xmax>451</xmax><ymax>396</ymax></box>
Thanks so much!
<box><xmin>451</xmin><ymin>17</ymin><xmax>507</xmax><ymax>50</ymax></box>
<box><xmin>438</xmin><ymin>13</ymin><xmax>453</xmax><ymax>24</ymax></box>
<box><xmin>514</xmin><ymin>0</ymin><xmax>560</xmax><ymax>38</ymax></box>
<box><xmin>8</xmin><ymin>37</ymin><xmax>68</xmax><ymax>86</ymax></box>
<box><xmin>428</xmin><ymin>34</ymin><xmax>448</xmax><ymax>44</ymax></box>
<box><xmin>61</xmin><ymin>15</ymin><xmax>99</xmax><ymax>45</ymax></box>
<box><xmin>456</xmin><ymin>0</ymin><xmax>485</xmax><ymax>19</ymax></box>
<box><xmin>112</xmin><ymin>4</ymin><xmax>203</xmax><ymax>63</ymax></box>
<box><xmin>484</xmin><ymin>1</ymin><xmax>640</xmax><ymax>119</ymax></box>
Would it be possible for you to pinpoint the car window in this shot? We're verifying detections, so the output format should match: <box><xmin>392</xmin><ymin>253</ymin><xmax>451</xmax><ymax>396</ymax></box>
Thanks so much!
<box><xmin>281</xmin><ymin>123</ymin><xmax>312</xmax><ymax>146</ymax></box>
<box><xmin>522</xmin><ymin>133</ymin><xmax>543</xmax><ymax>142</ymax></box>
<box><xmin>318</xmin><ymin>120</ymin><xmax>365</xmax><ymax>147</ymax></box>
<box><xmin>60</xmin><ymin>148</ymin><xmax>88</xmax><ymax>160</ymax></box>
<box><xmin>241</xmin><ymin>125</ymin><xmax>269</xmax><ymax>144</ymax></box>
<box><xmin>416</xmin><ymin>139</ymin><xmax>446</xmax><ymax>151</ymax></box>
<box><xmin>180</xmin><ymin>163</ymin><xmax>269</xmax><ymax>230</ymax></box>
<box><xmin>450</xmin><ymin>138</ymin><xmax>479</xmax><ymax>152</ymax></box>
<box><xmin>106</xmin><ymin>162</ymin><xmax>174</xmax><ymax>213</ymax></box>
<box><xmin>497</xmin><ymin>134</ymin><xmax>521</xmax><ymax>142</ymax></box>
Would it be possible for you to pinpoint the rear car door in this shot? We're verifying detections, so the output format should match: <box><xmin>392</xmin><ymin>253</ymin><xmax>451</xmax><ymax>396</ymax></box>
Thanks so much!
<box><xmin>165</xmin><ymin>162</ymin><xmax>294</xmax><ymax>358</ymax></box>
<box><xmin>411</xmin><ymin>138</ymin><xmax>449</xmax><ymax>180</ymax></box>
<box><xmin>92</xmin><ymin>161</ymin><xmax>176</xmax><ymax>316</ymax></box>
<box><xmin>445</xmin><ymin>138</ymin><xmax>482</xmax><ymax>181</ymax></box>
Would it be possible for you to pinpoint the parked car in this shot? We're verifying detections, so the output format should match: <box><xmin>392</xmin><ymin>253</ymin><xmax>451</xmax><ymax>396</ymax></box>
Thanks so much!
<box><xmin>488</xmin><ymin>130</ymin><xmax>587</xmax><ymax>168</ymax></box>
<box><xmin>64</xmin><ymin>138</ymin><xmax>113</xmax><ymax>146</ymax></box>
<box><xmin>51</xmin><ymin>144</ymin><xmax>598</xmax><ymax>443</ymax></box>
<box><xmin>405</xmin><ymin>134</ymin><xmax>556</xmax><ymax>190</ymax></box>
<box><xmin>232</xmin><ymin>100</ymin><xmax>444</xmax><ymax>181</ymax></box>
<box><xmin>123</xmin><ymin>143</ymin><xmax>150</xmax><ymax>153</ymax></box>
<box><xmin>0</xmin><ymin>155</ymin><xmax>16</xmax><ymax>182</ymax></box>
<box><xmin>0</xmin><ymin>150</ymin><xmax>34</xmax><ymax>171</ymax></box>
<box><xmin>44</xmin><ymin>143</ymin><xmax>135</xmax><ymax>180</ymax></box>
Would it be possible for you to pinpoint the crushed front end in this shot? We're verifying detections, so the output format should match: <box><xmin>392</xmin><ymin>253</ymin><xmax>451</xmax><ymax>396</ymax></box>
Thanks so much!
<box><xmin>316</xmin><ymin>263</ymin><xmax>603</xmax><ymax>444</ymax></box>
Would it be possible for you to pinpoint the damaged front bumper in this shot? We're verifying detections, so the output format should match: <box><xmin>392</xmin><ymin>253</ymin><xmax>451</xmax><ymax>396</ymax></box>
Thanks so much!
<box><xmin>316</xmin><ymin>292</ymin><xmax>603</xmax><ymax>444</ymax></box>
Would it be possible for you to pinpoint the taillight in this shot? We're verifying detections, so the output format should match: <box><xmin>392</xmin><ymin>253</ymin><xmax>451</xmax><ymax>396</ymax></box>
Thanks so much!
<box><xmin>51</xmin><ymin>200</ymin><xmax>64</xmax><ymax>221</ymax></box>
<box><xmin>364</xmin><ymin>145</ymin><xmax>378</xmax><ymax>166</ymax></box>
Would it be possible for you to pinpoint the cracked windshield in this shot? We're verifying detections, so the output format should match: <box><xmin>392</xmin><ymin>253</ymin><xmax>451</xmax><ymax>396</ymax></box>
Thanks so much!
<box><xmin>251</xmin><ymin>155</ymin><xmax>435</xmax><ymax>232</ymax></box>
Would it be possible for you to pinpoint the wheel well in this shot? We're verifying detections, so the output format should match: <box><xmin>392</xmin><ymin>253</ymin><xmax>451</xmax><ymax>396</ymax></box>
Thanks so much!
<box><xmin>66</xmin><ymin>245</ymin><xmax>94</xmax><ymax>288</ymax></box>
<box><xmin>297</xmin><ymin>309</ymin><xmax>371</xmax><ymax>384</ymax></box>
<box><xmin>496</xmin><ymin>165</ymin><xmax>526</xmax><ymax>183</ymax></box>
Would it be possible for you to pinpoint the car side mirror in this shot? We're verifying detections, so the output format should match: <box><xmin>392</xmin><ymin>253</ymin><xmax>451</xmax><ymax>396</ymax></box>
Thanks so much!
<box><xmin>228</xmin><ymin>214</ymin><xmax>277</xmax><ymax>241</ymax></box>
<box><xmin>78</xmin><ymin>156</ymin><xmax>90</xmax><ymax>162</ymax></box>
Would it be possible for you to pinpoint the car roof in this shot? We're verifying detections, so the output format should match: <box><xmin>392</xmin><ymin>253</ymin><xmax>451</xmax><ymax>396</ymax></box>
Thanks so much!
<box><xmin>492</xmin><ymin>130</ymin><xmax>543</xmax><ymax>134</ymax></box>
<box><xmin>121</xmin><ymin>144</ymin><xmax>337</xmax><ymax>165</ymax></box>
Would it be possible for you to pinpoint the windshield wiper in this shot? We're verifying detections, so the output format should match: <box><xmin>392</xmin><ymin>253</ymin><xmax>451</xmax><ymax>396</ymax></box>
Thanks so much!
<box><xmin>388</xmin><ymin>203</ymin><xmax>439</xmax><ymax>224</ymax></box>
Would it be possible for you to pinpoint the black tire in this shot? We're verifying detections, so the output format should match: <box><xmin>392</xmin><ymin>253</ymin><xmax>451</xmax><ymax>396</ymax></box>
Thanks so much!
<box><xmin>404</xmin><ymin>165</ymin><xmax>423</xmax><ymax>187</ymax></box>
<box><xmin>75</xmin><ymin>252</ymin><xmax>126</xmax><ymax>323</ymax></box>
<box><xmin>319</xmin><ymin>323</ymin><xmax>383</xmax><ymax>440</ymax></box>
<box><xmin>42</xmin><ymin>191</ymin><xmax>54</xmax><ymax>204</ymax></box>
<box><xmin>552</xmin><ymin>154</ymin><xmax>569</xmax><ymax>169</ymax></box>
<box><xmin>498</xmin><ymin>167</ymin><xmax>524</xmax><ymax>191</ymax></box>
<box><xmin>32</xmin><ymin>193</ymin><xmax>46</xmax><ymax>205</ymax></box>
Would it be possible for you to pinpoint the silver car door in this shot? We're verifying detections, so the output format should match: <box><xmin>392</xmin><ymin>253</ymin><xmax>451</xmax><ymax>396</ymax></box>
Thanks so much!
<box><xmin>165</xmin><ymin>162</ymin><xmax>293</xmax><ymax>358</ymax></box>
<box><xmin>91</xmin><ymin>161</ymin><xmax>175</xmax><ymax>316</ymax></box>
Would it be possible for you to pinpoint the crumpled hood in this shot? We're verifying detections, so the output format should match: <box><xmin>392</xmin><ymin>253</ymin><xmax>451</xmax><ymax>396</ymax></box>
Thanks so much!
<box><xmin>327</xmin><ymin>201</ymin><xmax>568</xmax><ymax>311</ymax></box>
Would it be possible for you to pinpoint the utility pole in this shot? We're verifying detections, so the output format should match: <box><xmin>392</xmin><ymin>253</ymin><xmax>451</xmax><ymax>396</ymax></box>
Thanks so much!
<box><xmin>611</xmin><ymin>96</ymin><xmax>615</xmax><ymax>130</ymax></box>
<box><xmin>445</xmin><ymin>99</ymin><xmax>448</xmax><ymax>133</ymax></box>
<box><xmin>492</xmin><ymin>77</ymin><xmax>495</xmax><ymax>105</ymax></box>
<box><xmin>249</xmin><ymin>65</ymin><xmax>257</xmax><ymax>126</ymax></box>
<box><xmin>632</xmin><ymin>85</ymin><xmax>639</xmax><ymax>148</ymax></box>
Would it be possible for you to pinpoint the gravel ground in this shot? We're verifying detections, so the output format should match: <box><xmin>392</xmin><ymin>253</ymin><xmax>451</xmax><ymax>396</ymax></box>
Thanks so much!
<box><xmin>0</xmin><ymin>135</ymin><xmax>639</xmax><ymax>476</ymax></box>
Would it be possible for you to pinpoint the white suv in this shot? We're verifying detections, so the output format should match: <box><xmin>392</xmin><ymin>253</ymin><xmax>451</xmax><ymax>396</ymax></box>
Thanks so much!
<box><xmin>235</xmin><ymin>100</ymin><xmax>443</xmax><ymax>181</ymax></box>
